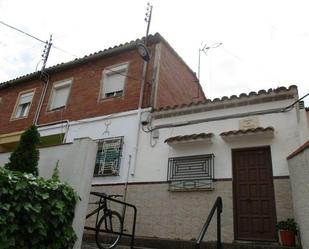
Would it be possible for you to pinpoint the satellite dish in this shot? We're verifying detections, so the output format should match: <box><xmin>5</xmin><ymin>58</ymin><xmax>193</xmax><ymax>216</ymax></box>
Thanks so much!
<box><xmin>136</xmin><ymin>42</ymin><xmax>150</xmax><ymax>62</ymax></box>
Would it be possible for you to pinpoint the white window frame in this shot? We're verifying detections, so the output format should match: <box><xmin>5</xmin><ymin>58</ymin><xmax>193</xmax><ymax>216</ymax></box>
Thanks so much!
<box><xmin>100</xmin><ymin>63</ymin><xmax>128</xmax><ymax>99</ymax></box>
<box><xmin>48</xmin><ymin>79</ymin><xmax>72</xmax><ymax>111</ymax></box>
<box><xmin>11</xmin><ymin>89</ymin><xmax>35</xmax><ymax>120</ymax></box>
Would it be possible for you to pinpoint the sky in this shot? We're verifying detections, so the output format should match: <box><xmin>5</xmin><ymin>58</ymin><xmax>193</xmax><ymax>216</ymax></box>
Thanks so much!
<box><xmin>0</xmin><ymin>0</ymin><xmax>309</xmax><ymax>105</ymax></box>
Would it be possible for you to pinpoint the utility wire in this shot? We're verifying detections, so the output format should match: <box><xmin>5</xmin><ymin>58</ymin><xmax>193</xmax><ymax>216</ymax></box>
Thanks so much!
<box><xmin>0</xmin><ymin>20</ymin><xmax>46</xmax><ymax>43</ymax></box>
<box><xmin>0</xmin><ymin>20</ymin><xmax>149</xmax><ymax>83</ymax></box>
<box><xmin>0</xmin><ymin>20</ymin><xmax>77</xmax><ymax>58</ymax></box>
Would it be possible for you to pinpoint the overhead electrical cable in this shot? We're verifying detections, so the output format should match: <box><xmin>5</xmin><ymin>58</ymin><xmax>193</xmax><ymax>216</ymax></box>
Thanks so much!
<box><xmin>0</xmin><ymin>20</ymin><xmax>46</xmax><ymax>43</ymax></box>
<box><xmin>0</xmin><ymin>20</ymin><xmax>151</xmax><ymax>83</ymax></box>
<box><xmin>0</xmin><ymin>20</ymin><xmax>77</xmax><ymax>58</ymax></box>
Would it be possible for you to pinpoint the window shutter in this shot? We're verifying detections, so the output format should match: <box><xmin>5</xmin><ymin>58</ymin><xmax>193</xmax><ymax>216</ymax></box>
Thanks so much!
<box><xmin>101</xmin><ymin>63</ymin><xmax>128</xmax><ymax>97</ymax></box>
<box><xmin>19</xmin><ymin>92</ymin><xmax>34</xmax><ymax>104</ymax></box>
<box><xmin>104</xmin><ymin>72</ymin><xmax>126</xmax><ymax>94</ymax></box>
<box><xmin>50</xmin><ymin>82</ymin><xmax>71</xmax><ymax>110</ymax></box>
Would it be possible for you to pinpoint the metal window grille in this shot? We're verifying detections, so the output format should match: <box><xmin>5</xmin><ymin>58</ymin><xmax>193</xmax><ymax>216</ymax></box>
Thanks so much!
<box><xmin>94</xmin><ymin>137</ymin><xmax>124</xmax><ymax>176</ymax></box>
<box><xmin>167</xmin><ymin>154</ymin><xmax>214</xmax><ymax>191</ymax></box>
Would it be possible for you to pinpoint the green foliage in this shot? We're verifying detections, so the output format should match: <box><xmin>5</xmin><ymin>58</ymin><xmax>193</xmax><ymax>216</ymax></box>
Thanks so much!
<box><xmin>0</xmin><ymin>167</ymin><xmax>78</xmax><ymax>249</ymax></box>
<box><xmin>5</xmin><ymin>125</ymin><xmax>40</xmax><ymax>176</ymax></box>
<box><xmin>276</xmin><ymin>218</ymin><xmax>298</xmax><ymax>233</ymax></box>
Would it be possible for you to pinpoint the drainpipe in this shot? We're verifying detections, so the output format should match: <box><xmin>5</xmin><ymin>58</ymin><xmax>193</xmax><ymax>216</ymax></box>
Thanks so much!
<box><xmin>33</xmin><ymin>75</ymin><xmax>70</xmax><ymax>143</ymax></box>
<box><xmin>33</xmin><ymin>77</ymin><xmax>49</xmax><ymax>126</ymax></box>
<box><xmin>130</xmin><ymin>60</ymin><xmax>148</xmax><ymax>176</ymax></box>
<box><xmin>130</xmin><ymin>3</ymin><xmax>153</xmax><ymax>175</ymax></box>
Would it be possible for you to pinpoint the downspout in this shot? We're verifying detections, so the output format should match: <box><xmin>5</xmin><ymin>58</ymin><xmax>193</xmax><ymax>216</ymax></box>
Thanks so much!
<box><xmin>33</xmin><ymin>75</ymin><xmax>69</xmax><ymax>143</ymax></box>
<box><xmin>33</xmin><ymin>77</ymin><xmax>49</xmax><ymax>126</ymax></box>
<box><xmin>130</xmin><ymin>3</ymin><xmax>153</xmax><ymax>175</ymax></box>
<box><xmin>130</xmin><ymin>59</ymin><xmax>148</xmax><ymax>176</ymax></box>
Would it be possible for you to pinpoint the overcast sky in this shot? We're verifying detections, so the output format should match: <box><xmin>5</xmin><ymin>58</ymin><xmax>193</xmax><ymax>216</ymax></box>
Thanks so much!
<box><xmin>0</xmin><ymin>0</ymin><xmax>308</xmax><ymax>105</ymax></box>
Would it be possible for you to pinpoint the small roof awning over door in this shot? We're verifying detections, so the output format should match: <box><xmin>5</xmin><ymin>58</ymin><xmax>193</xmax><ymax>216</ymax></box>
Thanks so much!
<box><xmin>164</xmin><ymin>132</ymin><xmax>214</xmax><ymax>146</ymax></box>
<box><xmin>220</xmin><ymin>126</ymin><xmax>274</xmax><ymax>142</ymax></box>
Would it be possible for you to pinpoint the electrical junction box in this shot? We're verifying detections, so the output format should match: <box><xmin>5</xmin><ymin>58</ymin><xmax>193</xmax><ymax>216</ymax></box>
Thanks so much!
<box><xmin>141</xmin><ymin>112</ymin><xmax>151</xmax><ymax>125</ymax></box>
<box><xmin>152</xmin><ymin>129</ymin><xmax>159</xmax><ymax>139</ymax></box>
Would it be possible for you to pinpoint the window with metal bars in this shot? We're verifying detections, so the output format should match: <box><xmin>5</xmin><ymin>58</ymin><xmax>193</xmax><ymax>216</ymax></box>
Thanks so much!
<box><xmin>167</xmin><ymin>154</ymin><xmax>214</xmax><ymax>191</ymax></box>
<box><xmin>94</xmin><ymin>137</ymin><xmax>124</xmax><ymax>176</ymax></box>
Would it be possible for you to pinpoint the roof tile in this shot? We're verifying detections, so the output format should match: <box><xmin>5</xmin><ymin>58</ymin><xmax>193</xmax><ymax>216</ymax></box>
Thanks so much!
<box><xmin>164</xmin><ymin>133</ymin><xmax>213</xmax><ymax>143</ymax></box>
<box><xmin>154</xmin><ymin>85</ymin><xmax>297</xmax><ymax>112</ymax></box>
<box><xmin>220</xmin><ymin>127</ymin><xmax>274</xmax><ymax>137</ymax></box>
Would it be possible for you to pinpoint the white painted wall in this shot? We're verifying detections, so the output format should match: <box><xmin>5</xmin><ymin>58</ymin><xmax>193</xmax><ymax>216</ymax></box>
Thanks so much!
<box><xmin>37</xmin><ymin>109</ymin><xmax>151</xmax><ymax>185</ymax></box>
<box><xmin>133</xmin><ymin>99</ymin><xmax>304</xmax><ymax>182</ymax></box>
<box><xmin>0</xmin><ymin>138</ymin><xmax>97</xmax><ymax>249</ymax></box>
<box><xmin>288</xmin><ymin>147</ymin><xmax>309</xmax><ymax>249</ymax></box>
<box><xmin>2</xmin><ymin>99</ymin><xmax>304</xmax><ymax>186</ymax></box>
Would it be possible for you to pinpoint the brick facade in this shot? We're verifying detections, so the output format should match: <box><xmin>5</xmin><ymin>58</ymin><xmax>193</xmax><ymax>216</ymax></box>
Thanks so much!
<box><xmin>155</xmin><ymin>42</ymin><xmax>204</xmax><ymax>108</ymax></box>
<box><xmin>0</xmin><ymin>34</ymin><xmax>205</xmax><ymax>136</ymax></box>
<box><xmin>0</xmin><ymin>49</ymin><xmax>146</xmax><ymax>135</ymax></box>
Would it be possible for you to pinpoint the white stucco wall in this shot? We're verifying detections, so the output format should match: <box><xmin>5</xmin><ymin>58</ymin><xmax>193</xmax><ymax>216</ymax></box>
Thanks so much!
<box><xmin>288</xmin><ymin>146</ymin><xmax>309</xmax><ymax>249</ymax></box>
<box><xmin>37</xmin><ymin>109</ymin><xmax>151</xmax><ymax>185</ymax></box>
<box><xmin>133</xmin><ymin>99</ymin><xmax>303</xmax><ymax>182</ymax></box>
<box><xmin>0</xmin><ymin>138</ymin><xmax>97</xmax><ymax>249</ymax></box>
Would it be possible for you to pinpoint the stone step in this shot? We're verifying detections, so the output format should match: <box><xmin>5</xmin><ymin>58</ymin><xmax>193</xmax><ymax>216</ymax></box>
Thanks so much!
<box><xmin>82</xmin><ymin>241</ymin><xmax>301</xmax><ymax>249</ymax></box>
<box><xmin>82</xmin><ymin>242</ymin><xmax>155</xmax><ymax>249</ymax></box>
<box><xmin>82</xmin><ymin>233</ymin><xmax>301</xmax><ymax>249</ymax></box>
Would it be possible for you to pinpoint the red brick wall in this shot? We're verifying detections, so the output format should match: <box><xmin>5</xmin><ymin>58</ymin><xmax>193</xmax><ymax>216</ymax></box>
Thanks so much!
<box><xmin>0</xmin><ymin>47</ymin><xmax>155</xmax><ymax>135</ymax></box>
<box><xmin>155</xmin><ymin>42</ymin><xmax>205</xmax><ymax>108</ymax></box>
<box><xmin>0</xmin><ymin>79</ymin><xmax>44</xmax><ymax>135</ymax></box>
<box><xmin>0</xmin><ymin>41</ymin><xmax>205</xmax><ymax>135</ymax></box>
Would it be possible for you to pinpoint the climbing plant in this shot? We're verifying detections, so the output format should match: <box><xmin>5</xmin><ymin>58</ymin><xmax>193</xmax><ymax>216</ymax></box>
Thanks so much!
<box><xmin>0</xmin><ymin>167</ymin><xmax>78</xmax><ymax>249</ymax></box>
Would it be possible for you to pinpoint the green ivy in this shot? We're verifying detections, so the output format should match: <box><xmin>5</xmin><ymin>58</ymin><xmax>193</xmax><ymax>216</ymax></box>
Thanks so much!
<box><xmin>0</xmin><ymin>167</ymin><xmax>78</xmax><ymax>249</ymax></box>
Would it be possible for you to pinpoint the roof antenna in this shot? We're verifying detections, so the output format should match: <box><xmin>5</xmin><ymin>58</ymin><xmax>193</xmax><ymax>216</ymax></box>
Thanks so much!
<box><xmin>198</xmin><ymin>42</ymin><xmax>222</xmax><ymax>81</ymax></box>
<box><xmin>144</xmin><ymin>2</ymin><xmax>153</xmax><ymax>46</ymax></box>
<box><xmin>39</xmin><ymin>34</ymin><xmax>53</xmax><ymax>83</ymax></box>
<box><xmin>137</xmin><ymin>2</ymin><xmax>153</xmax><ymax>61</ymax></box>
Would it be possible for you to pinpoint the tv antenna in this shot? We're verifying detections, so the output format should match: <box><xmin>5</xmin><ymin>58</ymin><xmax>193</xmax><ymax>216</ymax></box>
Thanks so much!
<box><xmin>38</xmin><ymin>35</ymin><xmax>53</xmax><ymax>83</ymax></box>
<box><xmin>144</xmin><ymin>2</ymin><xmax>153</xmax><ymax>46</ymax></box>
<box><xmin>198</xmin><ymin>42</ymin><xmax>222</xmax><ymax>80</ymax></box>
<box><xmin>137</xmin><ymin>2</ymin><xmax>153</xmax><ymax>61</ymax></box>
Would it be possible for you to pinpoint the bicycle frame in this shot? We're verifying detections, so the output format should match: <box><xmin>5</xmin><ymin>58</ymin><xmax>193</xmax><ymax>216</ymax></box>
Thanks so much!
<box><xmin>84</xmin><ymin>192</ymin><xmax>137</xmax><ymax>249</ymax></box>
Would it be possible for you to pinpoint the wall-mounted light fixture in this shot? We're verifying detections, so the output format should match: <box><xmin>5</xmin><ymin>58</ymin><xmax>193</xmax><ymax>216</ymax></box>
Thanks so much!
<box><xmin>136</xmin><ymin>42</ymin><xmax>150</xmax><ymax>62</ymax></box>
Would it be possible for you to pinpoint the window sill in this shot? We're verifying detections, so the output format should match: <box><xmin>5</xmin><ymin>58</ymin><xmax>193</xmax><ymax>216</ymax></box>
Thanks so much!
<box><xmin>93</xmin><ymin>173</ymin><xmax>120</xmax><ymax>177</ymax></box>
<box><xmin>168</xmin><ymin>179</ymin><xmax>214</xmax><ymax>191</ymax></box>
<box><xmin>47</xmin><ymin>106</ymin><xmax>65</xmax><ymax>113</ymax></box>
<box><xmin>10</xmin><ymin>116</ymin><xmax>28</xmax><ymax>121</ymax></box>
<box><xmin>99</xmin><ymin>95</ymin><xmax>124</xmax><ymax>102</ymax></box>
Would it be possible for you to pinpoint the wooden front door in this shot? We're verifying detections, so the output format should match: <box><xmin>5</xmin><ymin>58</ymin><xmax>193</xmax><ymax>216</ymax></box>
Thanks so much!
<box><xmin>232</xmin><ymin>146</ymin><xmax>277</xmax><ymax>241</ymax></box>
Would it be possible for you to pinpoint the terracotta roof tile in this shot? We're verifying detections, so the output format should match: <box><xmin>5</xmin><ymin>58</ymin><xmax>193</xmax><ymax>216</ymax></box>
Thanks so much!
<box><xmin>153</xmin><ymin>85</ymin><xmax>297</xmax><ymax>113</ymax></box>
<box><xmin>220</xmin><ymin>127</ymin><xmax>274</xmax><ymax>137</ymax></box>
<box><xmin>0</xmin><ymin>33</ymin><xmax>162</xmax><ymax>88</ymax></box>
<box><xmin>164</xmin><ymin>133</ymin><xmax>213</xmax><ymax>143</ymax></box>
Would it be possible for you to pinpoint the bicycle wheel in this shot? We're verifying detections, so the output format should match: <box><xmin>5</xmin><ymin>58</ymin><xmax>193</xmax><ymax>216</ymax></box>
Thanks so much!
<box><xmin>95</xmin><ymin>211</ymin><xmax>123</xmax><ymax>249</ymax></box>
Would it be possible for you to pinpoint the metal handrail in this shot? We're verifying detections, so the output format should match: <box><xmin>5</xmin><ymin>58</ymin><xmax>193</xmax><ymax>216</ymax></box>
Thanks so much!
<box><xmin>195</xmin><ymin>197</ymin><xmax>223</xmax><ymax>249</ymax></box>
<box><xmin>84</xmin><ymin>191</ymin><xmax>137</xmax><ymax>249</ymax></box>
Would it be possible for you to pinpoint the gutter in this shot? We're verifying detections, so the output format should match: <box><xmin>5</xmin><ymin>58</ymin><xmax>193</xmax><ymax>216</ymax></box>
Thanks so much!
<box><xmin>0</xmin><ymin>34</ymin><xmax>163</xmax><ymax>89</ymax></box>
<box><xmin>149</xmin><ymin>95</ymin><xmax>309</xmax><ymax>132</ymax></box>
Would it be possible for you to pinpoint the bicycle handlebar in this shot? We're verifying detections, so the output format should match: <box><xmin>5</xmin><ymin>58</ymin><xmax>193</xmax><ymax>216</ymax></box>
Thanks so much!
<box><xmin>90</xmin><ymin>191</ymin><xmax>123</xmax><ymax>199</ymax></box>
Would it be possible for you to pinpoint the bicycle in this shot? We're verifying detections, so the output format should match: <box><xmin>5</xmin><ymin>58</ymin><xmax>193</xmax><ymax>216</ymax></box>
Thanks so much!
<box><xmin>86</xmin><ymin>192</ymin><xmax>124</xmax><ymax>249</ymax></box>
